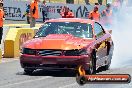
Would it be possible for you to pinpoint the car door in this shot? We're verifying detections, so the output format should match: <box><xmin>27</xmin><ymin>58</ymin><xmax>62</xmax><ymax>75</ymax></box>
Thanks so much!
<box><xmin>93</xmin><ymin>22</ymin><xmax>107</xmax><ymax>67</ymax></box>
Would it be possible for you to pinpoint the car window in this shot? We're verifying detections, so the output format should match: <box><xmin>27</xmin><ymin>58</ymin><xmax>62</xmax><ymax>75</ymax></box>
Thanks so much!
<box><xmin>94</xmin><ymin>22</ymin><xmax>104</xmax><ymax>38</ymax></box>
<box><xmin>35</xmin><ymin>22</ymin><xmax>93</xmax><ymax>38</ymax></box>
<box><xmin>87</xmin><ymin>24</ymin><xmax>93</xmax><ymax>38</ymax></box>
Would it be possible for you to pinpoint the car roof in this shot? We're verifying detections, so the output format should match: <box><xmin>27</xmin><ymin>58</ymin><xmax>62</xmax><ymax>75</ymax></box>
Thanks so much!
<box><xmin>46</xmin><ymin>18</ymin><xmax>95</xmax><ymax>25</ymax></box>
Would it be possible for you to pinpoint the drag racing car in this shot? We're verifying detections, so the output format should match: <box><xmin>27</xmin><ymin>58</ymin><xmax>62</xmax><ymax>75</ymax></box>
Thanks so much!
<box><xmin>20</xmin><ymin>18</ymin><xmax>114</xmax><ymax>75</ymax></box>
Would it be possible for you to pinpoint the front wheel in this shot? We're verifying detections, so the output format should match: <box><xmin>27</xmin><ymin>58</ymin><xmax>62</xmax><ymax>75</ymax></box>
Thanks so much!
<box><xmin>87</xmin><ymin>50</ymin><xmax>96</xmax><ymax>74</ymax></box>
<box><xmin>88</xmin><ymin>58</ymin><xmax>96</xmax><ymax>74</ymax></box>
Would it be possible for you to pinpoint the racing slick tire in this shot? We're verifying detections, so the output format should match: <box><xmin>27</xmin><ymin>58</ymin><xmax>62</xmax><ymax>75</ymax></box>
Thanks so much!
<box><xmin>24</xmin><ymin>68</ymin><xmax>34</xmax><ymax>75</ymax></box>
<box><xmin>76</xmin><ymin>76</ymin><xmax>87</xmax><ymax>86</ymax></box>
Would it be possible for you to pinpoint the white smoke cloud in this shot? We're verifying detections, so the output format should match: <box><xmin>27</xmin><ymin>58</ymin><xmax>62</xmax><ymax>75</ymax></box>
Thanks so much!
<box><xmin>110</xmin><ymin>2</ymin><xmax>132</xmax><ymax>68</ymax></box>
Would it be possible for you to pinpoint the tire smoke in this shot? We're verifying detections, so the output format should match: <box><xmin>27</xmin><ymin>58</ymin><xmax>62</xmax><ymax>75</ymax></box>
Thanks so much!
<box><xmin>110</xmin><ymin>2</ymin><xmax>132</xmax><ymax>68</ymax></box>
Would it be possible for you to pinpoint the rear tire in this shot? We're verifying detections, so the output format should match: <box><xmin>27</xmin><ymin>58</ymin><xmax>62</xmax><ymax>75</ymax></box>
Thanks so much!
<box><xmin>24</xmin><ymin>69</ymin><xmax>34</xmax><ymax>75</ymax></box>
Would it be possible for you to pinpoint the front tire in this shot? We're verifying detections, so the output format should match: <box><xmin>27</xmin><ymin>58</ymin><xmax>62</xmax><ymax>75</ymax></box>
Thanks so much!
<box><xmin>87</xmin><ymin>50</ymin><xmax>96</xmax><ymax>74</ymax></box>
<box><xmin>76</xmin><ymin>76</ymin><xmax>87</xmax><ymax>85</ymax></box>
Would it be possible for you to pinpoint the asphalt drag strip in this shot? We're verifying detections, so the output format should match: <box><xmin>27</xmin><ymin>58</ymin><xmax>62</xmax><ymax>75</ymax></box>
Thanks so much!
<box><xmin>0</xmin><ymin>59</ymin><xmax>131</xmax><ymax>88</ymax></box>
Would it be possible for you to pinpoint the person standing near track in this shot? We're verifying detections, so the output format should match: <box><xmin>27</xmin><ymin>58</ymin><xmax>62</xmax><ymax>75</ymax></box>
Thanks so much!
<box><xmin>101</xmin><ymin>3</ymin><xmax>113</xmax><ymax>28</ymax></box>
<box><xmin>22</xmin><ymin>4</ymin><xmax>31</xmax><ymax>24</ymax></box>
<box><xmin>0</xmin><ymin>2</ymin><xmax>4</xmax><ymax>45</ymax></box>
<box><xmin>42</xmin><ymin>0</ymin><xmax>48</xmax><ymax>22</ymax></box>
<box><xmin>113</xmin><ymin>0</ymin><xmax>121</xmax><ymax>13</ymax></box>
<box><xmin>88</xmin><ymin>6</ymin><xmax>100</xmax><ymax>22</ymax></box>
<box><xmin>60</xmin><ymin>6</ymin><xmax>74</xmax><ymax>18</ymax></box>
<box><xmin>30</xmin><ymin>0</ymin><xmax>40</xmax><ymax>28</ymax></box>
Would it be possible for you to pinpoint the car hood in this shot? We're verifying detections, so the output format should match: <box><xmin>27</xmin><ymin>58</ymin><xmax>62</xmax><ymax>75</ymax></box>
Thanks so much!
<box><xmin>23</xmin><ymin>34</ymin><xmax>94</xmax><ymax>50</ymax></box>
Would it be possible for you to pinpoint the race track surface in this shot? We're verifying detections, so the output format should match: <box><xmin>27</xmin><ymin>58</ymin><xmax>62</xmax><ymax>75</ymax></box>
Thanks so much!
<box><xmin>0</xmin><ymin>59</ymin><xmax>132</xmax><ymax>88</ymax></box>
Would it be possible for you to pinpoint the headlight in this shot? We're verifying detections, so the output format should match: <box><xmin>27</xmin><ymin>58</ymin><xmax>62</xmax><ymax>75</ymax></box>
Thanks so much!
<box><xmin>21</xmin><ymin>48</ymin><xmax>36</xmax><ymax>55</ymax></box>
<box><xmin>65</xmin><ymin>49</ymin><xmax>87</xmax><ymax>56</ymax></box>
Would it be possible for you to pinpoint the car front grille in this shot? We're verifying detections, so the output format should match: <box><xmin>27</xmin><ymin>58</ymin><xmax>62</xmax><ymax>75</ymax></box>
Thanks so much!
<box><xmin>23</xmin><ymin>48</ymin><xmax>86</xmax><ymax>56</ymax></box>
<box><xmin>38</xmin><ymin>50</ymin><xmax>62</xmax><ymax>56</ymax></box>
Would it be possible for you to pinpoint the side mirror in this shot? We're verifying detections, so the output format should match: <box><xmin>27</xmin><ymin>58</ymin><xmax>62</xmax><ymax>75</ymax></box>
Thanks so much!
<box><xmin>94</xmin><ymin>35</ymin><xmax>97</xmax><ymax>40</ymax></box>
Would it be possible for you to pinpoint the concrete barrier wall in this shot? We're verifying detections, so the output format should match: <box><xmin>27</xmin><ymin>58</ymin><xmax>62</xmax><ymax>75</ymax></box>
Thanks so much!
<box><xmin>4</xmin><ymin>28</ymin><xmax>35</xmax><ymax>58</ymax></box>
<box><xmin>3</xmin><ymin>24</ymin><xmax>42</xmax><ymax>44</ymax></box>
<box><xmin>2</xmin><ymin>24</ymin><xmax>42</xmax><ymax>53</ymax></box>
<box><xmin>3</xmin><ymin>24</ymin><xmax>31</xmax><ymax>45</ymax></box>
<box><xmin>4</xmin><ymin>24</ymin><xmax>42</xmax><ymax>28</ymax></box>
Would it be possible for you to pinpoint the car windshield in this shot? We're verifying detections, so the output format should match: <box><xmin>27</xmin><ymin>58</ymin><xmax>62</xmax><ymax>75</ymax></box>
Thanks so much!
<box><xmin>35</xmin><ymin>22</ymin><xmax>93</xmax><ymax>38</ymax></box>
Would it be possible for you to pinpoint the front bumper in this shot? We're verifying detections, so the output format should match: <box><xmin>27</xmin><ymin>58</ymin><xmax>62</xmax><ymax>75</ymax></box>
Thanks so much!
<box><xmin>20</xmin><ymin>54</ymin><xmax>90</xmax><ymax>70</ymax></box>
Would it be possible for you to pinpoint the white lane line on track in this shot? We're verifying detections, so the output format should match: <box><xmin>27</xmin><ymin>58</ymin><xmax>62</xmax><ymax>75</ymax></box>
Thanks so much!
<box><xmin>59</xmin><ymin>82</ymin><xmax>77</xmax><ymax>88</ymax></box>
<box><xmin>0</xmin><ymin>59</ymin><xmax>19</xmax><ymax>63</ymax></box>
<box><xmin>0</xmin><ymin>76</ymin><xmax>51</xmax><ymax>88</ymax></box>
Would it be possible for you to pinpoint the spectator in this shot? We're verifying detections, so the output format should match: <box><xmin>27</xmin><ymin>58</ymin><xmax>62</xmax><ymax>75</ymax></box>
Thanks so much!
<box><xmin>30</xmin><ymin>0</ymin><xmax>40</xmax><ymax>28</ymax></box>
<box><xmin>88</xmin><ymin>6</ymin><xmax>100</xmax><ymax>22</ymax></box>
<box><xmin>0</xmin><ymin>2</ymin><xmax>4</xmax><ymax>45</ymax></box>
<box><xmin>113</xmin><ymin>0</ymin><xmax>121</xmax><ymax>12</ymax></box>
<box><xmin>60</xmin><ymin>6</ymin><xmax>74</xmax><ymax>18</ymax></box>
<box><xmin>101</xmin><ymin>3</ymin><xmax>113</xmax><ymax>27</ymax></box>
<box><xmin>42</xmin><ymin>0</ymin><xmax>48</xmax><ymax>22</ymax></box>
<box><xmin>22</xmin><ymin>4</ymin><xmax>30</xmax><ymax>24</ymax></box>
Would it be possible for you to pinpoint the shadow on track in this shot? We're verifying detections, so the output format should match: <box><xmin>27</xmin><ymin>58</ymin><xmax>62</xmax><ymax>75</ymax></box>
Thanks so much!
<box><xmin>16</xmin><ymin>70</ymin><xmax>77</xmax><ymax>77</ymax></box>
<box><xmin>16</xmin><ymin>67</ymin><xmax>108</xmax><ymax>77</ymax></box>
